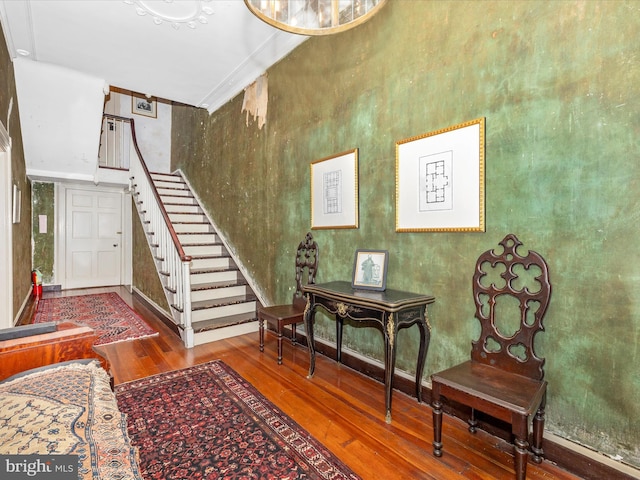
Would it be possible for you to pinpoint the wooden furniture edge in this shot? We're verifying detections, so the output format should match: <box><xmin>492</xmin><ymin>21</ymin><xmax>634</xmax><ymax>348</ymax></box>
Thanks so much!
<box><xmin>0</xmin><ymin>321</ymin><xmax>112</xmax><ymax>383</ymax></box>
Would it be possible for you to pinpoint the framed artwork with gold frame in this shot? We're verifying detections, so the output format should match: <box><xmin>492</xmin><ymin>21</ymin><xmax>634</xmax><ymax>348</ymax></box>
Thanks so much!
<box><xmin>310</xmin><ymin>148</ymin><xmax>359</xmax><ymax>229</ymax></box>
<box><xmin>396</xmin><ymin>118</ymin><xmax>485</xmax><ymax>232</ymax></box>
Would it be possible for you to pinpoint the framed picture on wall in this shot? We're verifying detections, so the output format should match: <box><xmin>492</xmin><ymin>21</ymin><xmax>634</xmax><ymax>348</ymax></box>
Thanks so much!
<box><xmin>352</xmin><ymin>249</ymin><xmax>389</xmax><ymax>291</ymax></box>
<box><xmin>310</xmin><ymin>148</ymin><xmax>359</xmax><ymax>229</ymax></box>
<box><xmin>132</xmin><ymin>94</ymin><xmax>157</xmax><ymax>118</ymax></box>
<box><xmin>396</xmin><ymin>118</ymin><xmax>485</xmax><ymax>232</ymax></box>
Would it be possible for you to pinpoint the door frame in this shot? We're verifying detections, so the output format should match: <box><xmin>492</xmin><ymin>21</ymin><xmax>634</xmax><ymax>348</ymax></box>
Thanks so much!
<box><xmin>0</xmin><ymin>120</ymin><xmax>13</xmax><ymax>327</ymax></box>
<box><xmin>55</xmin><ymin>182</ymin><xmax>132</xmax><ymax>290</ymax></box>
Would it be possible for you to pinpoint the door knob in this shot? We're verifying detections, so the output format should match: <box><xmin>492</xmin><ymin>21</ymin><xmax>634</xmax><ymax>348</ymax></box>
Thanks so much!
<box><xmin>113</xmin><ymin>244</ymin><xmax>119</xmax><ymax>247</ymax></box>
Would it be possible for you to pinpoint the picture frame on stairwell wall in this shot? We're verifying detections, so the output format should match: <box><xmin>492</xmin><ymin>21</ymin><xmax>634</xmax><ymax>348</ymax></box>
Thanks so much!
<box><xmin>132</xmin><ymin>94</ymin><xmax>157</xmax><ymax>118</ymax></box>
<box><xmin>352</xmin><ymin>249</ymin><xmax>389</xmax><ymax>291</ymax></box>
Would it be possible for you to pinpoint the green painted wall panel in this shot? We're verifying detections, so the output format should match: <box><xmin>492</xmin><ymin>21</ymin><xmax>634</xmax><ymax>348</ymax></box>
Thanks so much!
<box><xmin>171</xmin><ymin>1</ymin><xmax>640</xmax><ymax>467</ymax></box>
<box><xmin>31</xmin><ymin>182</ymin><xmax>55</xmax><ymax>283</ymax></box>
<box><xmin>132</xmin><ymin>202</ymin><xmax>171</xmax><ymax>313</ymax></box>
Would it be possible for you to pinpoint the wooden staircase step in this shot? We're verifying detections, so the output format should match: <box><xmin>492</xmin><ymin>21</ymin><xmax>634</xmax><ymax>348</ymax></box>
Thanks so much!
<box><xmin>191</xmin><ymin>280</ymin><xmax>248</xmax><ymax>291</ymax></box>
<box><xmin>134</xmin><ymin>169</ymin><xmax>258</xmax><ymax>347</ymax></box>
<box><xmin>190</xmin><ymin>295</ymin><xmax>256</xmax><ymax>311</ymax></box>
<box><xmin>192</xmin><ymin>312</ymin><xmax>257</xmax><ymax>333</ymax></box>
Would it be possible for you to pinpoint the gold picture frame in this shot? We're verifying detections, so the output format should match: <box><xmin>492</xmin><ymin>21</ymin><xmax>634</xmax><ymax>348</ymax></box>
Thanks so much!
<box><xmin>310</xmin><ymin>148</ymin><xmax>359</xmax><ymax>229</ymax></box>
<box><xmin>396</xmin><ymin>118</ymin><xmax>485</xmax><ymax>232</ymax></box>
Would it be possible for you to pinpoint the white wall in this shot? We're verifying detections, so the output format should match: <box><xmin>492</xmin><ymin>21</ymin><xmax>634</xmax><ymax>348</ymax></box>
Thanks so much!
<box><xmin>14</xmin><ymin>58</ymin><xmax>106</xmax><ymax>182</ymax></box>
<box><xmin>106</xmin><ymin>90</ymin><xmax>171</xmax><ymax>174</ymax></box>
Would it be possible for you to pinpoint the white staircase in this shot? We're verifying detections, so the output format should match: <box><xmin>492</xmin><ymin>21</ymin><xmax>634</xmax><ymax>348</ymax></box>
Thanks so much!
<box><xmin>133</xmin><ymin>171</ymin><xmax>259</xmax><ymax>346</ymax></box>
<box><xmin>107</xmin><ymin>113</ymin><xmax>259</xmax><ymax>348</ymax></box>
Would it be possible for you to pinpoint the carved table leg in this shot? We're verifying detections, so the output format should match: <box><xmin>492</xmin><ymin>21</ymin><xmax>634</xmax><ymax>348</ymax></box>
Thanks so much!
<box><xmin>384</xmin><ymin>312</ymin><xmax>397</xmax><ymax>424</ymax></box>
<box><xmin>304</xmin><ymin>297</ymin><xmax>316</xmax><ymax>379</ymax></box>
<box><xmin>415</xmin><ymin>306</ymin><xmax>430</xmax><ymax>403</ymax></box>
<box><xmin>335</xmin><ymin>314</ymin><xmax>343</xmax><ymax>363</ymax></box>
<box><xmin>277</xmin><ymin>322</ymin><xmax>284</xmax><ymax>365</ymax></box>
<box><xmin>432</xmin><ymin>384</ymin><xmax>443</xmax><ymax>457</ymax></box>
<box><xmin>259</xmin><ymin>317</ymin><xmax>264</xmax><ymax>352</ymax></box>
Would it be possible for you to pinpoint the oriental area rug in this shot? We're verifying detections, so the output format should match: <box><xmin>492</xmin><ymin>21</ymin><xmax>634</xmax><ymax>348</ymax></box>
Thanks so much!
<box><xmin>115</xmin><ymin>360</ymin><xmax>361</xmax><ymax>480</ymax></box>
<box><xmin>34</xmin><ymin>292</ymin><xmax>157</xmax><ymax>346</ymax></box>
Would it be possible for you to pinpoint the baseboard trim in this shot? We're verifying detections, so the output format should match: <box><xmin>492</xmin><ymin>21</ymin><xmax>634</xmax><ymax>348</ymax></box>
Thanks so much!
<box><xmin>131</xmin><ymin>287</ymin><xmax>179</xmax><ymax>336</ymax></box>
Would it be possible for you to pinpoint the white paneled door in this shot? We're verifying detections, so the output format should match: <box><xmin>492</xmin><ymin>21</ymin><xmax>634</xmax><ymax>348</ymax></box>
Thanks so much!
<box><xmin>65</xmin><ymin>188</ymin><xmax>122</xmax><ymax>289</ymax></box>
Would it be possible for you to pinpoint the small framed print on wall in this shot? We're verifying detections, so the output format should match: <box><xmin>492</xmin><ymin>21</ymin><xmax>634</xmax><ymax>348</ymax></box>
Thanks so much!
<box><xmin>132</xmin><ymin>94</ymin><xmax>157</xmax><ymax>118</ymax></box>
<box><xmin>396</xmin><ymin>118</ymin><xmax>485</xmax><ymax>232</ymax></box>
<box><xmin>310</xmin><ymin>148</ymin><xmax>359</xmax><ymax>229</ymax></box>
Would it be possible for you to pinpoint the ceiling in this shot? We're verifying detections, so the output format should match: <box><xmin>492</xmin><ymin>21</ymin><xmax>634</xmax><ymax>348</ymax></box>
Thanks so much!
<box><xmin>0</xmin><ymin>0</ymin><xmax>308</xmax><ymax>113</ymax></box>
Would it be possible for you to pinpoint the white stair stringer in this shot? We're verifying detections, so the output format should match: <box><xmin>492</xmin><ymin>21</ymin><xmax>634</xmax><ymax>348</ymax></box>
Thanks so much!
<box><xmin>132</xmin><ymin>171</ymin><xmax>259</xmax><ymax>347</ymax></box>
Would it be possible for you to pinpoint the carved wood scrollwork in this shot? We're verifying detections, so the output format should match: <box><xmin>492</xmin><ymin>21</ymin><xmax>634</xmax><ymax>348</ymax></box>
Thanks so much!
<box><xmin>471</xmin><ymin>233</ymin><xmax>551</xmax><ymax>380</ymax></box>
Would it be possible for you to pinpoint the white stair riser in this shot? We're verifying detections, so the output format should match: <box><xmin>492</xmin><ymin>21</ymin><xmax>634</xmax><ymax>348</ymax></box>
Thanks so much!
<box><xmin>173</xmin><ymin>223</ymin><xmax>211</xmax><ymax>233</ymax></box>
<box><xmin>193</xmin><ymin>322</ymin><xmax>258</xmax><ymax>346</ymax></box>
<box><xmin>165</xmin><ymin>204</ymin><xmax>201</xmax><ymax>214</ymax></box>
<box><xmin>159</xmin><ymin>188</ymin><xmax>192</xmax><ymax>198</ymax></box>
<box><xmin>191</xmin><ymin>285</ymin><xmax>251</xmax><ymax>302</ymax></box>
<box><xmin>169</xmin><ymin>213</ymin><xmax>208</xmax><ymax>223</ymax></box>
<box><xmin>184</xmin><ymin>245</ymin><xmax>225</xmax><ymax>256</ymax></box>
<box><xmin>154</xmin><ymin>180</ymin><xmax>187</xmax><ymax>190</ymax></box>
<box><xmin>151</xmin><ymin>173</ymin><xmax>181</xmax><ymax>180</ymax></box>
<box><xmin>164</xmin><ymin>197</ymin><xmax>199</xmax><ymax>206</ymax></box>
<box><xmin>191</xmin><ymin>257</ymin><xmax>234</xmax><ymax>270</ymax></box>
<box><xmin>178</xmin><ymin>233</ymin><xmax>219</xmax><ymax>244</ymax></box>
<box><xmin>191</xmin><ymin>270</ymin><xmax>242</xmax><ymax>284</ymax></box>
<box><xmin>191</xmin><ymin>301</ymin><xmax>257</xmax><ymax>322</ymax></box>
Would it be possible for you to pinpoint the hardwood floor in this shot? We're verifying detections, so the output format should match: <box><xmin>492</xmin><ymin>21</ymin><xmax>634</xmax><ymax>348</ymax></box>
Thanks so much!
<box><xmin>46</xmin><ymin>286</ymin><xmax>583</xmax><ymax>480</ymax></box>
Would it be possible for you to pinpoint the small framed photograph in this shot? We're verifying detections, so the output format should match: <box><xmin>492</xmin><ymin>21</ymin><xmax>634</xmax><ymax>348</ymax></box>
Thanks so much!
<box><xmin>352</xmin><ymin>249</ymin><xmax>389</xmax><ymax>291</ymax></box>
<box><xmin>396</xmin><ymin>117</ymin><xmax>485</xmax><ymax>232</ymax></box>
<box><xmin>132</xmin><ymin>94</ymin><xmax>157</xmax><ymax>118</ymax></box>
<box><xmin>310</xmin><ymin>149</ymin><xmax>359</xmax><ymax>229</ymax></box>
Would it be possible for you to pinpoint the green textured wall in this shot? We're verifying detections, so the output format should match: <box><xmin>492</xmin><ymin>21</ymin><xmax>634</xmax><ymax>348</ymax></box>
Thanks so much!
<box><xmin>0</xmin><ymin>21</ymin><xmax>32</xmax><ymax>318</ymax></box>
<box><xmin>31</xmin><ymin>182</ymin><xmax>55</xmax><ymax>283</ymax></box>
<box><xmin>170</xmin><ymin>1</ymin><xmax>640</xmax><ymax>467</ymax></box>
<box><xmin>132</xmin><ymin>202</ymin><xmax>171</xmax><ymax>312</ymax></box>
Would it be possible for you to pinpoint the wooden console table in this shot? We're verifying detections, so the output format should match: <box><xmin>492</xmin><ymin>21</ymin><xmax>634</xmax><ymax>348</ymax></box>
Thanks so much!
<box><xmin>302</xmin><ymin>281</ymin><xmax>435</xmax><ymax>423</ymax></box>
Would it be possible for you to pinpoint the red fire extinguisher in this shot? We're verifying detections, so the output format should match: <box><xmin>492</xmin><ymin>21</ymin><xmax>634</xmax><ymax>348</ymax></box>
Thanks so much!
<box><xmin>32</xmin><ymin>269</ymin><xmax>42</xmax><ymax>297</ymax></box>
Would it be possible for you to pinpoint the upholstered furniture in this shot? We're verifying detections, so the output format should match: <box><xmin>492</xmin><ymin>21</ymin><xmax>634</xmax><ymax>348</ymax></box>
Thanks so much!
<box><xmin>430</xmin><ymin>234</ymin><xmax>552</xmax><ymax>480</ymax></box>
<box><xmin>258</xmin><ymin>232</ymin><xmax>319</xmax><ymax>364</ymax></box>
<box><xmin>0</xmin><ymin>322</ymin><xmax>142</xmax><ymax>480</ymax></box>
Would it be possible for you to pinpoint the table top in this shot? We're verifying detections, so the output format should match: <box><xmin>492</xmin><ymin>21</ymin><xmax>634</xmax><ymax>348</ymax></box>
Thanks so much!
<box><xmin>303</xmin><ymin>281</ymin><xmax>435</xmax><ymax>312</ymax></box>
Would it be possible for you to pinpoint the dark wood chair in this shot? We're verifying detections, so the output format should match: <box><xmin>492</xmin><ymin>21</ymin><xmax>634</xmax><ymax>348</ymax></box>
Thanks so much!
<box><xmin>431</xmin><ymin>234</ymin><xmax>551</xmax><ymax>480</ymax></box>
<box><xmin>258</xmin><ymin>232</ymin><xmax>319</xmax><ymax>365</ymax></box>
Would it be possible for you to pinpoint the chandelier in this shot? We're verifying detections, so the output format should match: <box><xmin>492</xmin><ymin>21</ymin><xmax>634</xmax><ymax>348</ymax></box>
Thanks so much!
<box><xmin>244</xmin><ymin>0</ymin><xmax>388</xmax><ymax>36</ymax></box>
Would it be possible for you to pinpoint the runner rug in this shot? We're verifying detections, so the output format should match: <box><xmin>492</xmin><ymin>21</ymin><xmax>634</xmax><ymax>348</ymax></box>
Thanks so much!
<box><xmin>115</xmin><ymin>360</ymin><xmax>361</xmax><ymax>480</ymax></box>
<box><xmin>34</xmin><ymin>292</ymin><xmax>157</xmax><ymax>346</ymax></box>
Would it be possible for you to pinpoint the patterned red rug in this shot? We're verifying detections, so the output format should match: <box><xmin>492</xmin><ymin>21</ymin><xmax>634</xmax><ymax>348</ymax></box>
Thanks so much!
<box><xmin>115</xmin><ymin>360</ymin><xmax>361</xmax><ymax>480</ymax></box>
<box><xmin>34</xmin><ymin>292</ymin><xmax>158</xmax><ymax>346</ymax></box>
